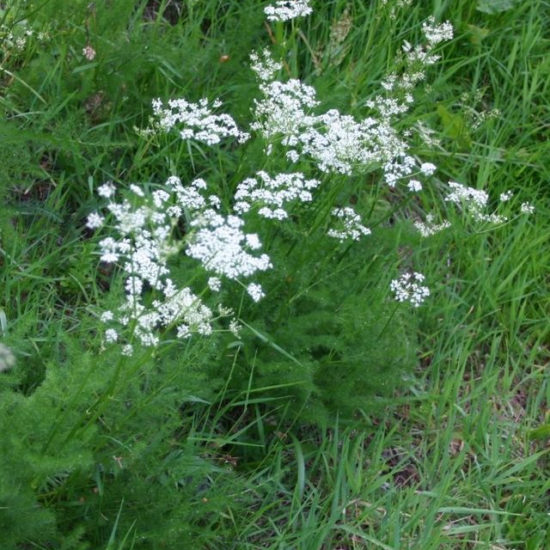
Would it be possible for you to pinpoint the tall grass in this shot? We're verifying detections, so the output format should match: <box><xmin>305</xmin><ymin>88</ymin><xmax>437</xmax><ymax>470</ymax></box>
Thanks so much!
<box><xmin>0</xmin><ymin>0</ymin><xmax>548</xmax><ymax>548</ymax></box>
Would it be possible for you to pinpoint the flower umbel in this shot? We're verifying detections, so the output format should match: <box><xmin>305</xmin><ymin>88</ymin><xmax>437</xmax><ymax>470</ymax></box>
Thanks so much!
<box><xmin>250</xmin><ymin>19</ymin><xmax>454</xmax><ymax>188</ymax></box>
<box><xmin>445</xmin><ymin>181</ymin><xmax>506</xmax><ymax>224</ymax></box>
<box><xmin>90</xmin><ymin>175</ymin><xmax>273</xmax><ymax>351</ymax></box>
<box><xmin>390</xmin><ymin>272</ymin><xmax>430</xmax><ymax>307</ymax></box>
<box><xmin>414</xmin><ymin>213</ymin><xmax>451</xmax><ymax>238</ymax></box>
<box><xmin>149</xmin><ymin>97</ymin><xmax>250</xmax><ymax>145</ymax></box>
<box><xmin>327</xmin><ymin>207</ymin><xmax>371</xmax><ymax>242</ymax></box>
<box><xmin>234</xmin><ymin>171</ymin><xmax>320</xmax><ymax>220</ymax></box>
<box><xmin>264</xmin><ymin>0</ymin><xmax>313</xmax><ymax>22</ymax></box>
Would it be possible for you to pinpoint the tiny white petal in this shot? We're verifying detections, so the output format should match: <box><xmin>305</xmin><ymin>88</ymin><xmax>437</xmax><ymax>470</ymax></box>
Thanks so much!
<box><xmin>86</xmin><ymin>212</ymin><xmax>104</xmax><ymax>229</ymax></box>
<box><xmin>247</xmin><ymin>283</ymin><xmax>265</xmax><ymax>302</ymax></box>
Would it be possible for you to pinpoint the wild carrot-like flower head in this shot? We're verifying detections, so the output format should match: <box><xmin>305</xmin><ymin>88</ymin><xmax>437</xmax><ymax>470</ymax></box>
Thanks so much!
<box><xmin>390</xmin><ymin>272</ymin><xmax>430</xmax><ymax>307</ymax></box>
<box><xmin>264</xmin><ymin>0</ymin><xmax>313</xmax><ymax>22</ymax></box>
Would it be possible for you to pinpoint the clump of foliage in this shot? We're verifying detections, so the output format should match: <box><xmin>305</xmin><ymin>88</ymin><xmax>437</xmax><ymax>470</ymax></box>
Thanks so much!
<box><xmin>1</xmin><ymin>0</ymin><xmax>547</xmax><ymax>548</ymax></box>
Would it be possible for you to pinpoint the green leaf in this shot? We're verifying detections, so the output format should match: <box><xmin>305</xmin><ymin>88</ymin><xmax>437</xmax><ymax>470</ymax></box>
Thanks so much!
<box><xmin>477</xmin><ymin>0</ymin><xmax>519</xmax><ymax>14</ymax></box>
<box><xmin>436</xmin><ymin>104</ymin><xmax>472</xmax><ymax>148</ymax></box>
<box><xmin>466</xmin><ymin>24</ymin><xmax>490</xmax><ymax>46</ymax></box>
<box><xmin>528</xmin><ymin>423</ymin><xmax>550</xmax><ymax>441</ymax></box>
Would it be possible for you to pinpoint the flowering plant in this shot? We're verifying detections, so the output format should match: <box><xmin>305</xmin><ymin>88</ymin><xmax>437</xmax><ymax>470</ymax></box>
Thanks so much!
<box><xmin>87</xmin><ymin>2</ymin><xmax>531</xmax><ymax>356</ymax></box>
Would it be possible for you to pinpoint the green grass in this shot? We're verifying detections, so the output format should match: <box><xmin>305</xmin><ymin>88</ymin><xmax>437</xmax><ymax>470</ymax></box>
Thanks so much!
<box><xmin>1</xmin><ymin>0</ymin><xmax>549</xmax><ymax>548</ymax></box>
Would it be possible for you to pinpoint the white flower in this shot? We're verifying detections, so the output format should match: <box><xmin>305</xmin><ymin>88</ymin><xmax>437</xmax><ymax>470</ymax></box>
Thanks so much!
<box><xmin>94</xmin><ymin>176</ymin><xmax>220</xmax><ymax>349</ymax></box>
<box><xmin>420</xmin><ymin>162</ymin><xmax>436</xmax><ymax>176</ymax></box>
<box><xmin>187</xmin><ymin>210</ymin><xmax>272</xmax><ymax>279</ymax></box>
<box><xmin>100</xmin><ymin>311</ymin><xmax>114</xmax><ymax>322</ymax></box>
<box><xmin>245</xmin><ymin>234</ymin><xmax>262</xmax><ymax>250</ymax></box>
<box><xmin>99</xmin><ymin>237</ymin><xmax>120</xmax><ymax>263</ymax></box>
<box><xmin>235</xmin><ymin>172</ymin><xmax>319</xmax><ymax>219</ymax></box>
<box><xmin>86</xmin><ymin>212</ymin><xmax>104</xmax><ymax>229</ymax></box>
<box><xmin>229</xmin><ymin>319</ymin><xmax>242</xmax><ymax>338</ymax></box>
<box><xmin>422</xmin><ymin>17</ymin><xmax>453</xmax><ymax>46</ymax></box>
<box><xmin>218</xmin><ymin>304</ymin><xmax>234</xmax><ymax>317</ymax></box>
<box><xmin>286</xmin><ymin>150</ymin><xmax>300</xmax><ymax>163</ymax></box>
<box><xmin>250</xmin><ymin>49</ymin><xmax>283</xmax><ymax>82</ymax></box>
<box><xmin>445</xmin><ymin>182</ymin><xmax>507</xmax><ymax>224</ymax></box>
<box><xmin>197</xmin><ymin>323</ymin><xmax>212</xmax><ymax>336</ymax></box>
<box><xmin>407</xmin><ymin>179</ymin><xmax>422</xmax><ymax>192</ymax></box>
<box><xmin>130</xmin><ymin>184</ymin><xmax>144</xmax><ymax>197</ymax></box>
<box><xmin>264</xmin><ymin>0</ymin><xmax>313</xmax><ymax>22</ymax></box>
<box><xmin>151</xmin><ymin>97</ymin><xmax>249</xmax><ymax>144</ymax></box>
<box><xmin>445</xmin><ymin>182</ymin><xmax>488</xmax><ymax>210</ymax></box>
<box><xmin>251</xmin><ymin>78</ymin><xmax>319</xmax><ymax>144</ymax></box>
<box><xmin>0</xmin><ymin>343</ymin><xmax>16</xmax><ymax>372</ymax></box>
<box><xmin>247</xmin><ymin>283</ymin><xmax>265</xmax><ymax>302</ymax></box>
<box><xmin>90</xmin><ymin>21</ymin><xmax>459</xmax><ymax>352</ymax></box>
<box><xmin>252</xmin><ymin>54</ymin><xmax>422</xmax><ymax>179</ymax></box>
<box><xmin>258</xmin><ymin>207</ymin><xmax>287</xmax><ymax>220</ymax></box>
<box><xmin>390</xmin><ymin>272</ymin><xmax>430</xmax><ymax>307</ymax></box>
<box><xmin>121</xmin><ymin>344</ymin><xmax>134</xmax><ymax>356</ymax></box>
<box><xmin>98</xmin><ymin>182</ymin><xmax>116</xmax><ymax>198</ymax></box>
<box><xmin>153</xmin><ymin>190</ymin><xmax>170</xmax><ymax>207</ymax></box>
<box><xmin>414</xmin><ymin>214</ymin><xmax>451</xmax><ymax>237</ymax></box>
<box><xmin>208</xmin><ymin>277</ymin><xmax>222</xmax><ymax>292</ymax></box>
<box><xmin>499</xmin><ymin>190</ymin><xmax>513</xmax><ymax>202</ymax></box>
<box><xmin>177</xmin><ymin>325</ymin><xmax>190</xmax><ymax>339</ymax></box>
<box><xmin>327</xmin><ymin>207</ymin><xmax>371</xmax><ymax>242</ymax></box>
<box><xmin>520</xmin><ymin>202</ymin><xmax>535</xmax><ymax>214</ymax></box>
<box><xmin>104</xmin><ymin>329</ymin><xmax>118</xmax><ymax>343</ymax></box>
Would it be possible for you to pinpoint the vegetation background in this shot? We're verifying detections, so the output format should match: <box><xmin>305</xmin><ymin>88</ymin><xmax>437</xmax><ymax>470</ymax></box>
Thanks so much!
<box><xmin>0</xmin><ymin>0</ymin><xmax>548</xmax><ymax>548</ymax></box>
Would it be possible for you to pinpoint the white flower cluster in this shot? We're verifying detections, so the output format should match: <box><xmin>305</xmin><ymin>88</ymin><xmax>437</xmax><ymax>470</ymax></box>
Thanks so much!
<box><xmin>402</xmin><ymin>163</ymin><xmax>436</xmax><ymax>192</ymax></box>
<box><xmin>420</xmin><ymin>162</ymin><xmax>437</xmax><ymax>176</ymax></box>
<box><xmin>422</xmin><ymin>17</ymin><xmax>454</xmax><ymax>47</ymax></box>
<box><xmin>252</xmin><ymin>69</ymin><xmax>319</xmax><ymax>143</ymax></box>
<box><xmin>416</xmin><ymin>183</ymin><xmax>535</xmax><ymax>237</ymax></box>
<box><xmin>251</xmin><ymin>53</ymin><xmax>413</xmax><ymax>179</ymax></box>
<box><xmin>499</xmin><ymin>190</ymin><xmax>513</xmax><ymax>202</ymax></box>
<box><xmin>0</xmin><ymin>22</ymin><xmax>45</xmax><ymax>53</ymax></box>
<box><xmin>150</xmin><ymin>97</ymin><xmax>250</xmax><ymax>145</ymax></box>
<box><xmin>520</xmin><ymin>202</ymin><xmax>535</xmax><ymax>215</ymax></box>
<box><xmin>89</xmin><ymin>179</ymin><xmax>218</xmax><ymax>350</ymax></box>
<box><xmin>91</xmin><ymin>166</ymin><xmax>312</xmax><ymax>348</ymax></box>
<box><xmin>446</xmin><ymin>181</ymin><xmax>488</xmax><ymax>209</ymax></box>
<box><xmin>250</xmin><ymin>20</ymin><xmax>453</xmax><ymax>188</ymax></box>
<box><xmin>186</xmin><ymin>210</ymin><xmax>272</xmax><ymax>280</ymax></box>
<box><xmin>371</xmin><ymin>19</ymin><xmax>452</xmax><ymax>126</ymax></box>
<box><xmin>327</xmin><ymin>207</ymin><xmax>371</xmax><ymax>242</ymax></box>
<box><xmin>390</xmin><ymin>272</ymin><xmax>430</xmax><ymax>307</ymax></box>
<box><xmin>250</xmin><ymin>49</ymin><xmax>283</xmax><ymax>82</ymax></box>
<box><xmin>414</xmin><ymin>213</ymin><xmax>451</xmax><ymax>238</ymax></box>
<box><xmin>234</xmin><ymin>171</ymin><xmax>320</xmax><ymax>220</ymax></box>
<box><xmin>264</xmin><ymin>0</ymin><xmax>313</xmax><ymax>22</ymax></box>
<box><xmin>445</xmin><ymin>181</ymin><xmax>506</xmax><ymax>224</ymax></box>
<box><xmin>90</xmin><ymin>172</ymin><xmax>277</xmax><ymax>350</ymax></box>
<box><xmin>246</xmin><ymin>283</ymin><xmax>265</xmax><ymax>303</ymax></box>
<box><xmin>91</xmin><ymin>84</ymin><xmax>337</xmax><ymax>350</ymax></box>
<box><xmin>305</xmin><ymin>111</ymin><xmax>409</xmax><ymax>178</ymax></box>
<box><xmin>0</xmin><ymin>343</ymin><xmax>15</xmax><ymax>372</ymax></box>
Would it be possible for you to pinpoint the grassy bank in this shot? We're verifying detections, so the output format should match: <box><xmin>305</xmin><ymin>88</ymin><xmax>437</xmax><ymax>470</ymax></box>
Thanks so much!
<box><xmin>0</xmin><ymin>1</ymin><xmax>548</xmax><ymax>548</ymax></box>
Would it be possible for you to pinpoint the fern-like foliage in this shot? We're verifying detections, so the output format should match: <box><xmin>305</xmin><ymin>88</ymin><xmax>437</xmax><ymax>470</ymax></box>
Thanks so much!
<box><xmin>233</xmin><ymin>223</ymin><xmax>417</xmax><ymax>425</ymax></box>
